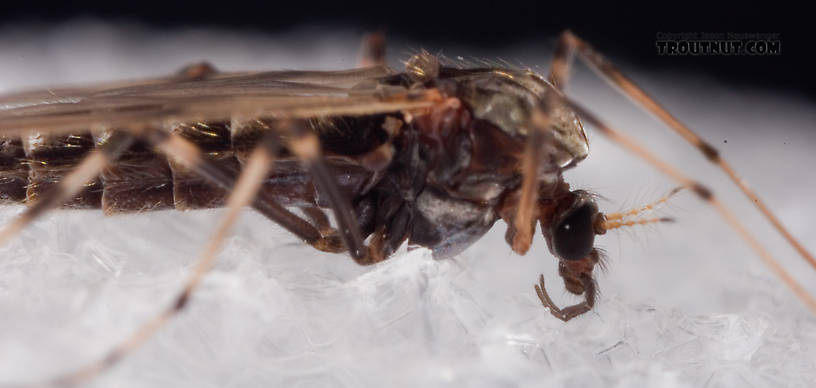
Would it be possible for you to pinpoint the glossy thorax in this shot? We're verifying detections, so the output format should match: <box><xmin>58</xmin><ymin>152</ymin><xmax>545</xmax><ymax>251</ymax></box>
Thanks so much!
<box><xmin>364</xmin><ymin>54</ymin><xmax>606</xmax><ymax>297</ymax></box>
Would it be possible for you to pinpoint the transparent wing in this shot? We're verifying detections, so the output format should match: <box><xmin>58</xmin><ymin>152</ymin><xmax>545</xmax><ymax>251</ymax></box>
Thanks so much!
<box><xmin>0</xmin><ymin>66</ymin><xmax>437</xmax><ymax>135</ymax></box>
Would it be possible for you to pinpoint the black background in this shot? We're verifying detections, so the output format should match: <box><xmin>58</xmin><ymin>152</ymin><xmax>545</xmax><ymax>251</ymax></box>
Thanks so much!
<box><xmin>0</xmin><ymin>2</ymin><xmax>810</xmax><ymax>99</ymax></box>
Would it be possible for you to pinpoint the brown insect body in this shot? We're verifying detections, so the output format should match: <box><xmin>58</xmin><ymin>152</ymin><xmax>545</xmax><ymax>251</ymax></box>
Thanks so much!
<box><xmin>0</xmin><ymin>56</ymin><xmax>603</xmax><ymax>307</ymax></box>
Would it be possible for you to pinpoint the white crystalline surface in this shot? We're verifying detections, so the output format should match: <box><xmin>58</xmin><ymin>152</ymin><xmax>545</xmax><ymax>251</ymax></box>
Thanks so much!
<box><xmin>0</xmin><ymin>21</ymin><xmax>815</xmax><ymax>388</ymax></box>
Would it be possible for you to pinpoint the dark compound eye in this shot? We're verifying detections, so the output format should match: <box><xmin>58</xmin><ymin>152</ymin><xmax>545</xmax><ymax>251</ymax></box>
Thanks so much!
<box><xmin>552</xmin><ymin>202</ymin><xmax>597</xmax><ymax>260</ymax></box>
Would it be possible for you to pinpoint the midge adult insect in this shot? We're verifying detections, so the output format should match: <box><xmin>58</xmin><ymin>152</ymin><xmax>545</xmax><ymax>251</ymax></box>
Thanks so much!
<box><xmin>0</xmin><ymin>31</ymin><xmax>814</xmax><ymax>386</ymax></box>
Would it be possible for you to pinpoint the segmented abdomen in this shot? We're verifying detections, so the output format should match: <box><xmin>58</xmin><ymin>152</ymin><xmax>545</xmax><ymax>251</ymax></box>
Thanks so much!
<box><xmin>0</xmin><ymin>118</ymin><xmax>379</xmax><ymax>215</ymax></box>
<box><xmin>0</xmin><ymin>132</ymin><xmax>106</xmax><ymax>208</ymax></box>
<box><xmin>0</xmin><ymin>121</ymin><xmax>291</xmax><ymax>214</ymax></box>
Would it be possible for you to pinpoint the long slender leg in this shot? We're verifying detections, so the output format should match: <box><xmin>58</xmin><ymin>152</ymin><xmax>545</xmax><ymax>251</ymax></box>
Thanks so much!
<box><xmin>285</xmin><ymin>121</ymin><xmax>369</xmax><ymax>261</ymax></box>
<box><xmin>145</xmin><ymin>129</ymin><xmax>343</xmax><ymax>253</ymax></box>
<box><xmin>150</xmin><ymin>123</ymin><xmax>388</xmax><ymax>261</ymax></box>
<box><xmin>549</xmin><ymin>30</ymin><xmax>816</xmax><ymax>272</ymax></box>
<box><xmin>0</xmin><ymin>131</ymin><xmax>134</xmax><ymax>245</ymax></box>
<box><xmin>46</xmin><ymin>139</ymin><xmax>276</xmax><ymax>387</ymax></box>
<box><xmin>512</xmin><ymin>116</ymin><xmax>542</xmax><ymax>254</ymax></box>
<box><xmin>512</xmin><ymin>111</ymin><xmax>554</xmax><ymax>254</ymax></box>
<box><xmin>286</xmin><ymin>115</ymin><xmax>407</xmax><ymax>265</ymax></box>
